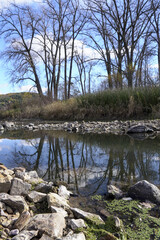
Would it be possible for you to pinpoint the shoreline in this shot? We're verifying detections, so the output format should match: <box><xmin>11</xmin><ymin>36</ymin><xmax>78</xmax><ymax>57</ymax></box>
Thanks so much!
<box><xmin>1</xmin><ymin>119</ymin><xmax>160</xmax><ymax>136</ymax></box>
<box><xmin>1</xmin><ymin>165</ymin><xmax>160</xmax><ymax>239</ymax></box>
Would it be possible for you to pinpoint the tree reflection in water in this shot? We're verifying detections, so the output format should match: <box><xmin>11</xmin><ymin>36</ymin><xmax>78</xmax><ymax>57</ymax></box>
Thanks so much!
<box><xmin>8</xmin><ymin>131</ymin><xmax>160</xmax><ymax>196</ymax></box>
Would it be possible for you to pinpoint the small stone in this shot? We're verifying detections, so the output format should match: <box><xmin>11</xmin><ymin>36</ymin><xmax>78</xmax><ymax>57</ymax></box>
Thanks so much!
<box><xmin>50</xmin><ymin>206</ymin><xmax>68</xmax><ymax>217</ymax></box>
<box><xmin>58</xmin><ymin>185</ymin><xmax>72</xmax><ymax>199</ymax></box>
<box><xmin>122</xmin><ymin>197</ymin><xmax>132</xmax><ymax>201</ymax></box>
<box><xmin>107</xmin><ymin>185</ymin><xmax>124</xmax><ymax>199</ymax></box>
<box><xmin>27</xmin><ymin>191</ymin><xmax>46</xmax><ymax>203</ymax></box>
<box><xmin>62</xmin><ymin>232</ymin><xmax>86</xmax><ymax>240</ymax></box>
<box><xmin>9</xmin><ymin>229</ymin><xmax>19</xmax><ymax>237</ymax></box>
<box><xmin>6</xmin><ymin>205</ymin><xmax>14</xmax><ymax>214</ymax></box>
<box><xmin>69</xmin><ymin>219</ymin><xmax>86</xmax><ymax>230</ymax></box>
<box><xmin>47</xmin><ymin>193</ymin><xmax>70</xmax><ymax>209</ymax></box>
<box><xmin>11</xmin><ymin>230</ymin><xmax>38</xmax><ymax>240</ymax></box>
<box><xmin>12</xmin><ymin>211</ymin><xmax>31</xmax><ymax>231</ymax></box>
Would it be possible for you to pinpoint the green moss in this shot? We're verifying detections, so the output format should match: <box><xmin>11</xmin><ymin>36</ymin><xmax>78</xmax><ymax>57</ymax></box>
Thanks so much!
<box><xmin>91</xmin><ymin>195</ymin><xmax>103</xmax><ymax>201</ymax></box>
<box><xmin>105</xmin><ymin>199</ymin><xmax>160</xmax><ymax>239</ymax></box>
<box><xmin>79</xmin><ymin>221</ymin><xmax>119</xmax><ymax>240</ymax></box>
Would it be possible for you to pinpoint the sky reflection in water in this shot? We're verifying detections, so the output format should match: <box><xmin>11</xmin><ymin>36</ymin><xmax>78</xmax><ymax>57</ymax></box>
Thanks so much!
<box><xmin>0</xmin><ymin>130</ymin><xmax>160</xmax><ymax>196</ymax></box>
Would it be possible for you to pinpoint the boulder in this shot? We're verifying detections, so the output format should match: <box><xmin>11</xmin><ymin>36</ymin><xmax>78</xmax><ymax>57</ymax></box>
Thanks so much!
<box><xmin>0</xmin><ymin>172</ymin><xmax>12</xmax><ymax>193</ymax></box>
<box><xmin>50</xmin><ymin>206</ymin><xmax>68</xmax><ymax>218</ymax></box>
<box><xmin>128</xmin><ymin>180</ymin><xmax>160</xmax><ymax>204</ymax></box>
<box><xmin>10</xmin><ymin>178</ymin><xmax>31</xmax><ymax>196</ymax></box>
<box><xmin>27</xmin><ymin>191</ymin><xmax>46</xmax><ymax>203</ymax></box>
<box><xmin>71</xmin><ymin>208</ymin><xmax>104</xmax><ymax>224</ymax></box>
<box><xmin>47</xmin><ymin>193</ymin><xmax>70</xmax><ymax>209</ymax></box>
<box><xmin>35</xmin><ymin>182</ymin><xmax>53</xmax><ymax>193</ymax></box>
<box><xmin>127</xmin><ymin>125</ymin><xmax>153</xmax><ymax>134</ymax></box>
<box><xmin>27</xmin><ymin>213</ymin><xmax>66</xmax><ymax>238</ymax></box>
<box><xmin>12</xmin><ymin>211</ymin><xmax>31</xmax><ymax>231</ymax></box>
<box><xmin>0</xmin><ymin>193</ymin><xmax>28</xmax><ymax>213</ymax></box>
<box><xmin>9</xmin><ymin>229</ymin><xmax>20</xmax><ymax>237</ymax></box>
<box><xmin>3</xmin><ymin>121</ymin><xmax>15</xmax><ymax>129</ymax></box>
<box><xmin>58</xmin><ymin>185</ymin><xmax>72</xmax><ymax>199</ymax></box>
<box><xmin>11</xmin><ymin>230</ymin><xmax>38</xmax><ymax>240</ymax></box>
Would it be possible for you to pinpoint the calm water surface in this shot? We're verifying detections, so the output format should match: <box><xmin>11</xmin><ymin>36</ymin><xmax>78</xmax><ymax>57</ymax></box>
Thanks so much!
<box><xmin>1</xmin><ymin>130</ymin><xmax>160</xmax><ymax>196</ymax></box>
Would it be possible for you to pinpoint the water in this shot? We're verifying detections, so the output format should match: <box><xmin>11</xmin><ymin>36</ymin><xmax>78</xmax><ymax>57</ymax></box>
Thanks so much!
<box><xmin>1</xmin><ymin>129</ymin><xmax>160</xmax><ymax>196</ymax></box>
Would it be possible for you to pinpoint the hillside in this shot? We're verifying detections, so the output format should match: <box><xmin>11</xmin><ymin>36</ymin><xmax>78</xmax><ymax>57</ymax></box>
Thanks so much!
<box><xmin>0</xmin><ymin>92</ymin><xmax>39</xmax><ymax>110</ymax></box>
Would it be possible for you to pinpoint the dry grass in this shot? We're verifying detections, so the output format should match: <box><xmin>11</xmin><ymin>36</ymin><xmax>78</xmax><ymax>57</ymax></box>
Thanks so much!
<box><xmin>1</xmin><ymin>87</ymin><xmax>160</xmax><ymax>120</ymax></box>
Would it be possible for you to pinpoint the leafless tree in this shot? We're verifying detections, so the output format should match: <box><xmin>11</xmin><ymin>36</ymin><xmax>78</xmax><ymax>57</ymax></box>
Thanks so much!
<box><xmin>85</xmin><ymin>0</ymin><xmax>153</xmax><ymax>88</ymax></box>
<box><xmin>149</xmin><ymin>0</ymin><xmax>160</xmax><ymax>82</ymax></box>
<box><xmin>0</xmin><ymin>3</ymin><xmax>46</xmax><ymax>101</ymax></box>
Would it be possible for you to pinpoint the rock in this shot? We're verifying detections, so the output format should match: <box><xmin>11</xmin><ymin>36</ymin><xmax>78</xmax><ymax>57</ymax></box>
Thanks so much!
<box><xmin>99</xmin><ymin>209</ymin><xmax>111</xmax><ymax>218</ymax></box>
<box><xmin>58</xmin><ymin>185</ymin><xmax>72</xmax><ymax>199</ymax></box>
<box><xmin>34</xmin><ymin>182</ymin><xmax>53</xmax><ymax>193</ymax></box>
<box><xmin>3</xmin><ymin>121</ymin><xmax>15</xmax><ymax>129</ymax></box>
<box><xmin>69</xmin><ymin>219</ymin><xmax>86</xmax><ymax>230</ymax></box>
<box><xmin>10</xmin><ymin>178</ymin><xmax>31</xmax><ymax>196</ymax></box>
<box><xmin>71</xmin><ymin>208</ymin><xmax>104</xmax><ymax>224</ymax></box>
<box><xmin>107</xmin><ymin>185</ymin><xmax>124</xmax><ymax>199</ymax></box>
<box><xmin>11</xmin><ymin>230</ymin><xmax>38</xmax><ymax>240</ymax></box>
<box><xmin>1</xmin><ymin>217</ymin><xmax>13</xmax><ymax>228</ymax></box>
<box><xmin>9</xmin><ymin>229</ymin><xmax>19</xmax><ymax>237</ymax></box>
<box><xmin>14</xmin><ymin>167</ymin><xmax>26</xmax><ymax>173</ymax></box>
<box><xmin>0</xmin><ymin>124</ymin><xmax>4</xmax><ymax>131</ymax></box>
<box><xmin>62</xmin><ymin>232</ymin><xmax>86</xmax><ymax>240</ymax></box>
<box><xmin>47</xmin><ymin>193</ymin><xmax>70</xmax><ymax>209</ymax></box>
<box><xmin>6</xmin><ymin>205</ymin><xmax>14</xmax><ymax>214</ymax></box>
<box><xmin>39</xmin><ymin>234</ymin><xmax>54</xmax><ymax>240</ymax></box>
<box><xmin>128</xmin><ymin>180</ymin><xmax>160</xmax><ymax>204</ymax></box>
<box><xmin>127</xmin><ymin>125</ymin><xmax>153</xmax><ymax>134</ymax></box>
<box><xmin>50</xmin><ymin>206</ymin><xmax>68</xmax><ymax>217</ymax></box>
<box><xmin>0</xmin><ymin>229</ymin><xmax>8</xmax><ymax>239</ymax></box>
<box><xmin>122</xmin><ymin>197</ymin><xmax>132</xmax><ymax>201</ymax></box>
<box><xmin>27</xmin><ymin>213</ymin><xmax>66</xmax><ymax>238</ymax></box>
<box><xmin>0</xmin><ymin>172</ymin><xmax>12</xmax><ymax>193</ymax></box>
<box><xmin>12</xmin><ymin>211</ymin><xmax>30</xmax><ymax>231</ymax></box>
<box><xmin>23</xmin><ymin>170</ymin><xmax>42</xmax><ymax>184</ymax></box>
<box><xmin>0</xmin><ymin>193</ymin><xmax>28</xmax><ymax>213</ymax></box>
<box><xmin>0</xmin><ymin>164</ymin><xmax>7</xmax><ymax>170</ymax></box>
<box><xmin>0</xmin><ymin>208</ymin><xmax>8</xmax><ymax>217</ymax></box>
<box><xmin>27</xmin><ymin>191</ymin><xmax>46</xmax><ymax>203</ymax></box>
<box><xmin>14</xmin><ymin>171</ymin><xmax>26</xmax><ymax>180</ymax></box>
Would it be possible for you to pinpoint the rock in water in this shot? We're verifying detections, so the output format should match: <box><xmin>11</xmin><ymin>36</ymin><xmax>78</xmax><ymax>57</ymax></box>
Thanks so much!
<box><xmin>128</xmin><ymin>180</ymin><xmax>160</xmax><ymax>204</ymax></box>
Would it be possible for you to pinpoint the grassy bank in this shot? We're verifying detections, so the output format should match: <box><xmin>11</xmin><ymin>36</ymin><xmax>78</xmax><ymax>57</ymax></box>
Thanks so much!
<box><xmin>1</xmin><ymin>87</ymin><xmax>160</xmax><ymax>120</ymax></box>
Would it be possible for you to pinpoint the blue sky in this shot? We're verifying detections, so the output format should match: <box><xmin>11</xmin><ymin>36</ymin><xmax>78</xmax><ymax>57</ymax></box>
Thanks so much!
<box><xmin>0</xmin><ymin>0</ymin><xmax>159</xmax><ymax>95</ymax></box>
<box><xmin>0</xmin><ymin>0</ymin><xmax>43</xmax><ymax>95</ymax></box>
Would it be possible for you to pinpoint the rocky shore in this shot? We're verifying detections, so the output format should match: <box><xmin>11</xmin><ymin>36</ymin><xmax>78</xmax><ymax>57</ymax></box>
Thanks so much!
<box><xmin>1</xmin><ymin>164</ymin><xmax>160</xmax><ymax>239</ymax></box>
<box><xmin>1</xmin><ymin>119</ymin><xmax>160</xmax><ymax>135</ymax></box>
